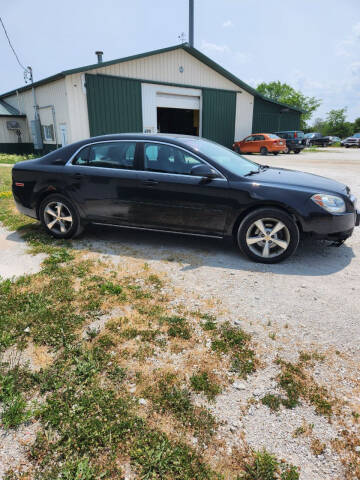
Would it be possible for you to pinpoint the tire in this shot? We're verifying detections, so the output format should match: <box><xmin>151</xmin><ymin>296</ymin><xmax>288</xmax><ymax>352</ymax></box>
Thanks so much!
<box><xmin>237</xmin><ymin>208</ymin><xmax>300</xmax><ymax>264</ymax></box>
<box><xmin>273</xmin><ymin>152</ymin><xmax>279</xmax><ymax>155</ymax></box>
<box><xmin>260</xmin><ymin>147</ymin><xmax>268</xmax><ymax>156</ymax></box>
<box><xmin>235</xmin><ymin>147</ymin><xmax>241</xmax><ymax>154</ymax></box>
<box><xmin>294</xmin><ymin>149</ymin><xmax>301</xmax><ymax>154</ymax></box>
<box><xmin>39</xmin><ymin>194</ymin><xmax>83</xmax><ymax>239</ymax></box>
<box><xmin>284</xmin><ymin>147</ymin><xmax>290</xmax><ymax>154</ymax></box>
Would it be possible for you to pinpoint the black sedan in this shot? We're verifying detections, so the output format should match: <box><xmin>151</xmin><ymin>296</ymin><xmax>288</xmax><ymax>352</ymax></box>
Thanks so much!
<box><xmin>12</xmin><ymin>134</ymin><xmax>359</xmax><ymax>263</ymax></box>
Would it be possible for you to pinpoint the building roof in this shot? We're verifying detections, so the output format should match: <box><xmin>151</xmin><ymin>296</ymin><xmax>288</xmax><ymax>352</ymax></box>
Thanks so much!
<box><xmin>0</xmin><ymin>44</ymin><xmax>304</xmax><ymax>113</ymax></box>
<box><xmin>0</xmin><ymin>99</ymin><xmax>23</xmax><ymax>116</ymax></box>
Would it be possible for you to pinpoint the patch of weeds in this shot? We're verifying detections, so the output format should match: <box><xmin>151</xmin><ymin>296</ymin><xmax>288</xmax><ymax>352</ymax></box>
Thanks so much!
<box><xmin>275</xmin><ymin>358</ymin><xmax>333</xmax><ymax>415</ymax></box>
<box><xmin>261</xmin><ymin>394</ymin><xmax>281</xmax><ymax>412</ymax></box>
<box><xmin>162</xmin><ymin>316</ymin><xmax>191</xmax><ymax>340</ymax></box>
<box><xmin>147</xmin><ymin>274</ymin><xmax>163</xmax><ymax>290</ymax></box>
<box><xmin>190</xmin><ymin>371</ymin><xmax>222</xmax><ymax>400</ymax></box>
<box><xmin>269</xmin><ymin>332</ymin><xmax>276</xmax><ymax>340</ymax></box>
<box><xmin>0</xmin><ymin>367</ymin><xmax>34</xmax><ymax>428</ymax></box>
<box><xmin>130</xmin><ymin>429</ymin><xmax>216</xmax><ymax>480</ymax></box>
<box><xmin>310</xmin><ymin>438</ymin><xmax>326</xmax><ymax>456</ymax></box>
<box><xmin>137</xmin><ymin>304</ymin><xmax>164</xmax><ymax>318</ymax></box>
<box><xmin>99</xmin><ymin>281</ymin><xmax>126</xmax><ymax>299</ymax></box>
<box><xmin>239</xmin><ymin>450</ymin><xmax>300</xmax><ymax>480</ymax></box>
<box><xmin>127</xmin><ymin>284</ymin><xmax>152</xmax><ymax>299</ymax></box>
<box><xmin>210</xmin><ymin>322</ymin><xmax>256</xmax><ymax>378</ymax></box>
<box><xmin>147</xmin><ymin>375</ymin><xmax>216</xmax><ymax>439</ymax></box>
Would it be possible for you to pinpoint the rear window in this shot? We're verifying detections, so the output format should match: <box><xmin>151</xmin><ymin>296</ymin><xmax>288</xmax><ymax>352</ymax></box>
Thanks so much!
<box><xmin>268</xmin><ymin>134</ymin><xmax>280</xmax><ymax>139</ymax></box>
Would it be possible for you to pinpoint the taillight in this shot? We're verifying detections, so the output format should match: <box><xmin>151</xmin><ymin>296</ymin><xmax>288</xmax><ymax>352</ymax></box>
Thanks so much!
<box><xmin>294</xmin><ymin>132</ymin><xmax>297</xmax><ymax>138</ymax></box>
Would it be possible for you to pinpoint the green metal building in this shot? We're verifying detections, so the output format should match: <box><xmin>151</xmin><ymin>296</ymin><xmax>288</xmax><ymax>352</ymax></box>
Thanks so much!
<box><xmin>0</xmin><ymin>44</ymin><xmax>302</xmax><ymax>153</ymax></box>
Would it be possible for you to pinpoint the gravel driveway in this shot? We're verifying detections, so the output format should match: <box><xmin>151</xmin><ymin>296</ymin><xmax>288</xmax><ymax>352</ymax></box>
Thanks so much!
<box><xmin>1</xmin><ymin>148</ymin><xmax>359</xmax><ymax>479</ymax></box>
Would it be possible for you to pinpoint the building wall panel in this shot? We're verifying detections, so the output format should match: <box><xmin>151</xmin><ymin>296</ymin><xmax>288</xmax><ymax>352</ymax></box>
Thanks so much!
<box><xmin>202</xmin><ymin>89</ymin><xmax>236</xmax><ymax>147</ymax></box>
<box><xmin>4</xmin><ymin>79</ymin><xmax>70</xmax><ymax>146</ymax></box>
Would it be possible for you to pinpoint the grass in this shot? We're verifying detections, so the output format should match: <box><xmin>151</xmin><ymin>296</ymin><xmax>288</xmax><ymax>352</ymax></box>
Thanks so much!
<box><xmin>239</xmin><ymin>450</ymin><xmax>300</xmax><ymax>480</ymax></box>
<box><xmin>190</xmin><ymin>370</ymin><xmax>222</xmax><ymax>400</ymax></box>
<box><xmin>259</xmin><ymin>355</ymin><xmax>333</xmax><ymax>416</ymax></box>
<box><xmin>0</xmin><ymin>166</ymin><xmax>301</xmax><ymax>479</ymax></box>
<box><xmin>0</xmin><ymin>153</ymin><xmax>38</xmax><ymax>165</ymax></box>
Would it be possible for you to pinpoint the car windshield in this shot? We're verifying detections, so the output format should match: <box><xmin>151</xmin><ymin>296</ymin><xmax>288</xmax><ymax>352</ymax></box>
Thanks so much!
<box><xmin>353</xmin><ymin>133</ymin><xmax>360</xmax><ymax>138</ymax></box>
<box><xmin>295</xmin><ymin>131</ymin><xmax>305</xmax><ymax>138</ymax></box>
<box><xmin>181</xmin><ymin>138</ymin><xmax>260</xmax><ymax>177</ymax></box>
<box><xmin>268</xmin><ymin>134</ymin><xmax>280</xmax><ymax>139</ymax></box>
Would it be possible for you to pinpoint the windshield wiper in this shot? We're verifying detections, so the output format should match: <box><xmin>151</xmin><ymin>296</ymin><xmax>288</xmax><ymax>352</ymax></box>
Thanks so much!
<box><xmin>244</xmin><ymin>168</ymin><xmax>261</xmax><ymax>176</ymax></box>
<box><xmin>259</xmin><ymin>164</ymin><xmax>269</xmax><ymax>170</ymax></box>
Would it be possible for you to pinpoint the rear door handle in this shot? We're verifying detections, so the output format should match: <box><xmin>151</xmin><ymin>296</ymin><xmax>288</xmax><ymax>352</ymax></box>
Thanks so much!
<box><xmin>142</xmin><ymin>179</ymin><xmax>159</xmax><ymax>186</ymax></box>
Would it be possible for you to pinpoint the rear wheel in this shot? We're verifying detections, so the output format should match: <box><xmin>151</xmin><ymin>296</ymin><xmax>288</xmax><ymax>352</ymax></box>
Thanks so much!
<box><xmin>237</xmin><ymin>208</ymin><xmax>300</xmax><ymax>263</ymax></box>
<box><xmin>39</xmin><ymin>194</ymin><xmax>83</xmax><ymax>239</ymax></box>
<box><xmin>273</xmin><ymin>152</ymin><xmax>279</xmax><ymax>155</ymax></box>
<box><xmin>284</xmin><ymin>146</ymin><xmax>290</xmax><ymax>154</ymax></box>
<box><xmin>260</xmin><ymin>147</ymin><xmax>268</xmax><ymax>156</ymax></box>
<box><xmin>294</xmin><ymin>149</ymin><xmax>301</xmax><ymax>154</ymax></box>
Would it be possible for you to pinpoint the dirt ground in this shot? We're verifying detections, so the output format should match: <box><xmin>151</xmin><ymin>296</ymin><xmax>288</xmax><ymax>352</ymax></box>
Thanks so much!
<box><xmin>0</xmin><ymin>147</ymin><xmax>359</xmax><ymax>479</ymax></box>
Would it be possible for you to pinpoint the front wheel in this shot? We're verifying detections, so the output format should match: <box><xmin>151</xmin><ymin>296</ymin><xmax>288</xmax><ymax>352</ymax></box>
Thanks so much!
<box><xmin>39</xmin><ymin>194</ymin><xmax>83</xmax><ymax>239</ymax></box>
<box><xmin>260</xmin><ymin>147</ymin><xmax>268</xmax><ymax>156</ymax></box>
<box><xmin>294</xmin><ymin>149</ymin><xmax>301</xmax><ymax>154</ymax></box>
<box><xmin>237</xmin><ymin>208</ymin><xmax>300</xmax><ymax>263</ymax></box>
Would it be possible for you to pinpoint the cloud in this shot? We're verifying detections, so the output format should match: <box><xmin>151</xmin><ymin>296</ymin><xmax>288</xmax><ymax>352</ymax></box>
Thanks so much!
<box><xmin>201</xmin><ymin>41</ymin><xmax>230</xmax><ymax>53</ymax></box>
<box><xmin>201</xmin><ymin>41</ymin><xmax>250</xmax><ymax>64</ymax></box>
<box><xmin>222</xmin><ymin>20</ymin><xmax>234</xmax><ymax>28</ymax></box>
<box><xmin>353</xmin><ymin>22</ymin><xmax>360</xmax><ymax>38</ymax></box>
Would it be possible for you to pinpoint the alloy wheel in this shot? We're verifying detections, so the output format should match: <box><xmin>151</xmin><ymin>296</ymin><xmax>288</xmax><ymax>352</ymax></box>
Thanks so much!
<box><xmin>44</xmin><ymin>201</ymin><xmax>73</xmax><ymax>234</ymax></box>
<box><xmin>245</xmin><ymin>217</ymin><xmax>290</xmax><ymax>259</ymax></box>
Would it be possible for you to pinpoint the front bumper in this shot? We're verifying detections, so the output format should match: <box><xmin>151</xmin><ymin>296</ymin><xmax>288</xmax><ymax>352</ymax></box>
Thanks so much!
<box><xmin>301</xmin><ymin>209</ymin><xmax>360</xmax><ymax>240</ymax></box>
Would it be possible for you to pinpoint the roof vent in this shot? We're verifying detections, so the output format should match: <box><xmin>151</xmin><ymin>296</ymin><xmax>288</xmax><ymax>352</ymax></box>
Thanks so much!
<box><xmin>95</xmin><ymin>51</ymin><xmax>103</xmax><ymax>63</ymax></box>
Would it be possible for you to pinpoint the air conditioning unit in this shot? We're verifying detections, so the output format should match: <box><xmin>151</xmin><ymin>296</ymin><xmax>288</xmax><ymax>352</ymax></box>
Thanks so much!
<box><xmin>7</xmin><ymin>120</ymin><xmax>21</xmax><ymax>130</ymax></box>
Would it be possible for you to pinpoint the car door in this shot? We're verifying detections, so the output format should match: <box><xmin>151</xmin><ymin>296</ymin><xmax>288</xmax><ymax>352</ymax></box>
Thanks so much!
<box><xmin>134</xmin><ymin>142</ymin><xmax>231</xmax><ymax>236</ymax></box>
<box><xmin>65</xmin><ymin>140</ymin><xmax>140</xmax><ymax>225</ymax></box>
<box><xmin>244</xmin><ymin>135</ymin><xmax>255</xmax><ymax>152</ymax></box>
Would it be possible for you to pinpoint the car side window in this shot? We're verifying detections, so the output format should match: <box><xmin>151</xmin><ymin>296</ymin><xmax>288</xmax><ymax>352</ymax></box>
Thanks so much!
<box><xmin>245</xmin><ymin>136</ymin><xmax>254</xmax><ymax>142</ymax></box>
<box><xmin>73</xmin><ymin>142</ymin><xmax>136</xmax><ymax>169</ymax></box>
<box><xmin>73</xmin><ymin>146</ymin><xmax>90</xmax><ymax>165</ymax></box>
<box><xmin>256</xmin><ymin>135</ymin><xmax>265</xmax><ymax>141</ymax></box>
<box><xmin>144</xmin><ymin>143</ymin><xmax>203</xmax><ymax>175</ymax></box>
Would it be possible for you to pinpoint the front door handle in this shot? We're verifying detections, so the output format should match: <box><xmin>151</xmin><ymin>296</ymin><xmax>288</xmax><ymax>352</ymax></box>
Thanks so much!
<box><xmin>142</xmin><ymin>179</ymin><xmax>159</xmax><ymax>186</ymax></box>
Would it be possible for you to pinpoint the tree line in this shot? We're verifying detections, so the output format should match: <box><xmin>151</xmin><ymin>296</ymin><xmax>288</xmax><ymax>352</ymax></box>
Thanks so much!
<box><xmin>256</xmin><ymin>81</ymin><xmax>359</xmax><ymax>138</ymax></box>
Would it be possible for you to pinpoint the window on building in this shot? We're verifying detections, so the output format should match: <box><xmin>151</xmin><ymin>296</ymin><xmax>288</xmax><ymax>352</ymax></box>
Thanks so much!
<box><xmin>42</xmin><ymin>124</ymin><xmax>54</xmax><ymax>141</ymax></box>
<box><xmin>144</xmin><ymin>143</ymin><xmax>203</xmax><ymax>175</ymax></box>
<box><xmin>75</xmin><ymin>142</ymin><xmax>137</xmax><ymax>169</ymax></box>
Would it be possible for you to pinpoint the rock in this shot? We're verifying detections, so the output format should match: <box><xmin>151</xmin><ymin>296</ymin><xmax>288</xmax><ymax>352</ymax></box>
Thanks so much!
<box><xmin>355</xmin><ymin>446</ymin><xmax>360</xmax><ymax>453</ymax></box>
<box><xmin>24</xmin><ymin>327</ymin><xmax>30</xmax><ymax>333</ymax></box>
<box><xmin>139</xmin><ymin>398</ymin><xmax>147</xmax><ymax>406</ymax></box>
<box><xmin>233</xmin><ymin>381</ymin><xmax>246</xmax><ymax>390</ymax></box>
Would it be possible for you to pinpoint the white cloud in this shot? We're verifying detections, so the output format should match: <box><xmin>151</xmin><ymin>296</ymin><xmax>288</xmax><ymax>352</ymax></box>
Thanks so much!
<box><xmin>201</xmin><ymin>41</ymin><xmax>230</xmax><ymax>53</ymax></box>
<box><xmin>222</xmin><ymin>20</ymin><xmax>234</xmax><ymax>28</ymax></box>
<box><xmin>352</xmin><ymin>22</ymin><xmax>360</xmax><ymax>38</ymax></box>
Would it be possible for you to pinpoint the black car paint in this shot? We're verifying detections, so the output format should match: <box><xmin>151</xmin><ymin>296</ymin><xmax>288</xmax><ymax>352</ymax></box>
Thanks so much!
<box><xmin>275</xmin><ymin>131</ymin><xmax>306</xmax><ymax>152</ymax></box>
<box><xmin>12</xmin><ymin>134</ymin><xmax>359</xmax><ymax>242</ymax></box>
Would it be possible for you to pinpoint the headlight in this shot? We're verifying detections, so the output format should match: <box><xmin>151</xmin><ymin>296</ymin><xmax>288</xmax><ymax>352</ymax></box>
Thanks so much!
<box><xmin>311</xmin><ymin>193</ymin><xmax>346</xmax><ymax>213</ymax></box>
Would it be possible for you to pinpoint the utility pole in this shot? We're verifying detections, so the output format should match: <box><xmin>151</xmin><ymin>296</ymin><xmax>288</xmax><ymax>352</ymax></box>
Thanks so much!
<box><xmin>24</xmin><ymin>66</ymin><xmax>39</xmax><ymax>120</ymax></box>
<box><xmin>24</xmin><ymin>66</ymin><xmax>43</xmax><ymax>149</ymax></box>
<box><xmin>189</xmin><ymin>0</ymin><xmax>194</xmax><ymax>47</ymax></box>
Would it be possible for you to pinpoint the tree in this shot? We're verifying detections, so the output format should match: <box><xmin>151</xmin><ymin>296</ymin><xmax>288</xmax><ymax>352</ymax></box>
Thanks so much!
<box><xmin>353</xmin><ymin>117</ymin><xmax>360</xmax><ymax>134</ymax></box>
<box><xmin>324</xmin><ymin>108</ymin><xmax>353</xmax><ymax>138</ymax></box>
<box><xmin>256</xmin><ymin>81</ymin><xmax>321</xmax><ymax>130</ymax></box>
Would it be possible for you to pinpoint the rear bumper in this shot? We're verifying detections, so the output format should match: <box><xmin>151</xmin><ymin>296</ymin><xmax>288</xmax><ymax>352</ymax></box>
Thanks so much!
<box><xmin>288</xmin><ymin>142</ymin><xmax>305</xmax><ymax>150</ymax></box>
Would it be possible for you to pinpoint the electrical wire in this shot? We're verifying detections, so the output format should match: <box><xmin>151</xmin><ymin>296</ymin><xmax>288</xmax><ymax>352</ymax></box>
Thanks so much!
<box><xmin>0</xmin><ymin>16</ymin><xmax>27</xmax><ymax>72</ymax></box>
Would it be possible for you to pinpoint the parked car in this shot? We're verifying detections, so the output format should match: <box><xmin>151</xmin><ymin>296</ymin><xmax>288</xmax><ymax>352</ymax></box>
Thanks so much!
<box><xmin>274</xmin><ymin>131</ymin><xmax>306</xmax><ymax>153</ymax></box>
<box><xmin>324</xmin><ymin>136</ymin><xmax>341</xmax><ymax>145</ymax></box>
<box><xmin>12</xmin><ymin>134</ymin><xmax>359</xmax><ymax>264</ymax></box>
<box><xmin>232</xmin><ymin>133</ymin><xmax>285</xmax><ymax>155</ymax></box>
<box><xmin>304</xmin><ymin>132</ymin><xmax>330</xmax><ymax>147</ymax></box>
<box><xmin>341</xmin><ymin>133</ymin><xmax>360</xmax><ymax>148</ymax></box>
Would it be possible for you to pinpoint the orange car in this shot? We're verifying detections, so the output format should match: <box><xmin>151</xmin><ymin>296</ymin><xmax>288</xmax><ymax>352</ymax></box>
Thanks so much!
<box><xmin>233</xmin><ymin>133</ymin><xmax>286</xmax><ymax>155</ymax></box>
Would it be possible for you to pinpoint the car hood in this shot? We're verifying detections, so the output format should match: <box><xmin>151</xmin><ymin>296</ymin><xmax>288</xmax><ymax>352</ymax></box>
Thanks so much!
<box><xmin>247</xmin><ymin>167</ymin><xmax>348</xmax><ymax>195</ymax></box>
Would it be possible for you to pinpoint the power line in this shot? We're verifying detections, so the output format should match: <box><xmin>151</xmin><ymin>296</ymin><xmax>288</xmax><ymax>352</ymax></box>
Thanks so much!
<box><xmin>0</xmin><ymin>16</ymin><xmax>27</xmax><ymax>72</ymax></box>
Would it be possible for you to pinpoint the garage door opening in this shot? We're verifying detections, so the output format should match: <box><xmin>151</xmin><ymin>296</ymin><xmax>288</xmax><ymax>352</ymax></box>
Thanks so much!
<box><xmin>157</xmin><ymin>107</ymin><xmax>199</xmax><ymax>135</ymax></box>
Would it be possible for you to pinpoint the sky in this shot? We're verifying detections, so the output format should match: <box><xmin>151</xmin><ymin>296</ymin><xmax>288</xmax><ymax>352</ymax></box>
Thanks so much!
<box><xmin>1</xmin><ymin>0</ymin><xmax>359</xmax><ymax>123</ymax></box>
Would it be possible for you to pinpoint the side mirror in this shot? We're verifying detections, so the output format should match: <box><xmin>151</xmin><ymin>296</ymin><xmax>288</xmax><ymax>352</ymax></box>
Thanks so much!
<box><xmin>190</xmin><ymin>164</ymin><xmax>218</xmax><ymax>180</ymax></box>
